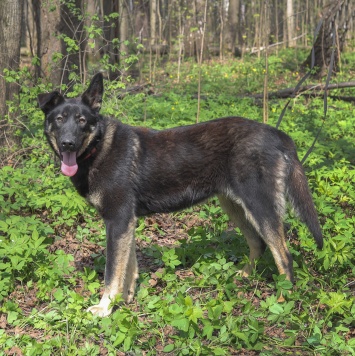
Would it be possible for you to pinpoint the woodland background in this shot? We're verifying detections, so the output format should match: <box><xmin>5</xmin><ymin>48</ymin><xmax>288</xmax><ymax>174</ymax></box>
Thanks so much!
<box><xmin>1</xmin><ymin>0</ymin><xmax>355</xmax><ymax>150</ymax></box>
<box><xmin>1</xmin><ymin>1</ymin><xmax>355</xmax><ymax>99</ymax></box>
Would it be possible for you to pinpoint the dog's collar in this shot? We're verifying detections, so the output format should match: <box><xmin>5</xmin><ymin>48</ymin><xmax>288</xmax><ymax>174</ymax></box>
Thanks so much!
<box><xmin>83</xmin><ymin>147</ymin><xmax>97</xmax><ymax>160</ymax></box>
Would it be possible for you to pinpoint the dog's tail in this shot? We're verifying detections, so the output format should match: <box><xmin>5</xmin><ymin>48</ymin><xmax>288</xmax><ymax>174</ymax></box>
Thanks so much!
<box><xmin>287</xmin><ymin>157</ymin><xmax>323</xmax><ymax>249</ymax></box>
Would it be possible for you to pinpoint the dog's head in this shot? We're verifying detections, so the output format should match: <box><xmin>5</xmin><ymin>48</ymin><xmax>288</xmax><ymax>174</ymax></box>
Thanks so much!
<box><xmin>38</xmin><ymin>73</ymin><xmax>104</xmax><ymax>177</ymax></box>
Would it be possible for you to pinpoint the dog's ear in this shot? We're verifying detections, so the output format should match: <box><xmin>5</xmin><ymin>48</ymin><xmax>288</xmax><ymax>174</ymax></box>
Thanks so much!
<box><xmin>81</xmin><ymin>73</ymin><xmax>104</xmax><ymax>112</ymax></box>
<box><xmin>38</xmin><ymin>91</ymin><xmax>65</xmax><ymax>115</ymax></box>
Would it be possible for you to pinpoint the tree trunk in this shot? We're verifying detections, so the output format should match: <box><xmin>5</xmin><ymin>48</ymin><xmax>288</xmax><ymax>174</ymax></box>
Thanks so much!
<box><xmin>25</xmin><ymin>0</ymin><xmax>41</xmax><ymax>79</ymax></box>
<box><xmin>303</xmin><ymin>0</ymin><xmax>353</xmax><ymax>77</ymax></box>
<box><xmin>102</xmin><ymin>0</ymin><xmax>120</xmax><ymax>79</ymax></box>
<box><xmin>150</xmin><ymin>0</ymin><xmax>157</xmax><ymax>46</ymax></box>
<box><xmin>84</xmin><ymin>0</ymin><xmax>102</xmax><ymax>80</ymax></box>
<box><xmin>287</xmin><ymin>0</ymin><xmax>295</xmax><ymax>47</ymax></box>
<box><xmin>40</xmin><ymin>0</ymin><xmax>63</xmax><ymax>86</ymax></box>
<box><xmin>227</xmin><ymin>0</ymin><xmax>239</xmax><ymax>55</ymax></box>
<box><xmin>40</xmin><ymin>0</ymin><xmax>85</xmax><ymax>87</ymax></box>
<box><xmin>119</xmin><ymin>0</ymin><xmax>129</xmax><ymax>56</ymax></box>
<box><xmin>0</xmin><ymin>0</ymin><xmax>23</xmax><ymax>153</ymax></box>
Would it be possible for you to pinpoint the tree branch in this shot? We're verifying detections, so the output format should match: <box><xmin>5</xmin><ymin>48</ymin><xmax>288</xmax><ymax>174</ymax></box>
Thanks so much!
<box><xmin>245</xmin><ymin>81</ymin><xmax>355</xmax><ymax>100</ymax></box>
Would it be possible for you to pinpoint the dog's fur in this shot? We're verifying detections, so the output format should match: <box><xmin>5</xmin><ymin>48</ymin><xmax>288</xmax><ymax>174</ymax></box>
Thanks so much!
<box><xmin>38</xmin><ymin>73</ymin><xmax>323</xmax><ymax>317</ymax></box>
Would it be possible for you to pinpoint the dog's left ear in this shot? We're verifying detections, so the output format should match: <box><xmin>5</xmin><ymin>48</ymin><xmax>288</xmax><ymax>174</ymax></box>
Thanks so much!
<box><xmin>82</xmin><ymin>73</ymin><xmax>104</xmax><ymax>112</ymax></box>
<box><xmin>38</xmin><ymin>91</ymin><xmax>65</xmax><ymax>115</ymax></box>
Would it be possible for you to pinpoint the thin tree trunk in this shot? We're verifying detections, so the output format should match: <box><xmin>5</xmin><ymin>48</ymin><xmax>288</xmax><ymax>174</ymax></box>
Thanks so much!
<box><xmin>119</xmin><ymin>0</ymin><xmax>129</xmax><ymax>56</ymax></box>
<box><xmin>177</xmin><ymin>0</ymin><xmax>184</xmax><ymax>83</ymax></box>
<box><xmin>150</xmin><ymin>0</ymin><xmax>157</xmax><ymax>46</ymax></box>
<box><xmin>227</xmin><ymin>0</ymin><xmax>239</xmax><ymax>55</ymax></box>
<box><xmin>84</xmin><ymin>0</ymin><xmax>102</xmax><ymax>82</ymax></box>
<box><xmin>263</xmin><ymin>0</ymin><xmax>269</xmax><ymax>123</ymax></box>
<box><xmin>196</xmin><ymin>0</ymin><xmax>207</xmax><ymax>123</ymax></box>
<box><xmin>287</xmin><ymin>0</ymin><xmax>295</xmax><ymax>47</ymax></box>
<box><xmin>219</xmin><ymin>0</ymin><xmax>223</xmax><ymax>60</ymax></box>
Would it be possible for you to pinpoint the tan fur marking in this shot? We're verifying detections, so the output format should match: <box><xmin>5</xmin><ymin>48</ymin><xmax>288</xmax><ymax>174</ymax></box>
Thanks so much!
<box><xmin>274</xmin><ymin>156</ymin><xmax>287</xmax><ymax>216</ymax></box>
<box><xmin>218</xmin><ymin>195</ymin><xmax>265</xmax><ymax>277</ymax></box>
<box><xmin>223</xmin><ymin>189</ymin><xmax>262</xmax><ymax>236</ymax></box>
<box><xmin>78</xmin><ymin>130</ymin><xmax>97</xmax><ymax>157</ymax></box>
<box><xmin>88</xmin><ymin>190</ymin><xmax>102</xmax><ymax>210</ymax></box>
<box><xmin>92</xmin><ymin>122</ymin><xmax>116</xmax><ymax>168</ymax></box>
<box><xmin>267</xmin><ymin>224</ymin><xmax>292</xmax><ymax>280</ymax></box>
<box><xmin>130</xmin><ymin>135</ymin><xmax>140</xmax><ymax>173</ymax></box>
<box><xmin>48</xmin><ymin>132</ymin><xmax>60</xmax><ymax>156</ymax></box>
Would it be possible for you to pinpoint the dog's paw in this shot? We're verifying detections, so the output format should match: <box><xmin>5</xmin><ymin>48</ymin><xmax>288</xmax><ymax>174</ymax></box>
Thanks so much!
<box><xmin>277</xmin><ymin>289</ymin><xmax>292</xmax><ymax>303</ymax></box>
<box><xmin>87</xmin><ymin>304</ymin><xmax>112</xmax><ymax>317</ymax></box>
<box><xmin>236</xmin><ymin>264</ymin><xmax>252</xmax><ymax>278</ymax></box>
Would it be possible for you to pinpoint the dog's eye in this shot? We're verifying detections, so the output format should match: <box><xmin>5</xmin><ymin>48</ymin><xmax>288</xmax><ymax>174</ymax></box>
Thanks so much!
<box><xmin>56</xmin><ymin>116</ymin><xmax>63</xmax><ymax>123</ymax></box>
<box><xmin>78</xmin><ymin>117</ymin><xmax>86</xmax><ymax>124</ymax></box>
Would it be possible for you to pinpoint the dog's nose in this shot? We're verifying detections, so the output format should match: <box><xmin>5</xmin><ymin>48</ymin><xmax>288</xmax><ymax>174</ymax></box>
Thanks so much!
<box><xmin>61</xmin><ymin>139</ymin><xmax>75</xmax><ymax>150</ymax></box>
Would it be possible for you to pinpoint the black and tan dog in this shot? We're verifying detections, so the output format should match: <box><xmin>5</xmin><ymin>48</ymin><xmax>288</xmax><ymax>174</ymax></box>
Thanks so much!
<box><xmin>38</xmin><ymin>73</ymin><xmax>323</xmax><ymax>317</ymax></box>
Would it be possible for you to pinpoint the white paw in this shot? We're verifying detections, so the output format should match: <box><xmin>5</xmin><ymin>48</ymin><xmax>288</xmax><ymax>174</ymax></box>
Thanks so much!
<box><xmin>87</xmin><ymin>304</ymin><xmax>112</xmax><ymax>317</ymax></box>
<box><xmin>236</xmin><ymin>264</ymin><xmax>252</xmax><ymax>278</ymax></box>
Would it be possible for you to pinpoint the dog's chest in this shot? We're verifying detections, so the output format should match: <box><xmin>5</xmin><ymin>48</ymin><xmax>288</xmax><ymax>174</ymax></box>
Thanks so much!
<box><xmin>85</xmin><ymin>168</ymin><xmax>104</xmax><ymax>210</ymax></box>
<box><xmin>87</xmin><ymin>189</ymin><xmax>103</xmax><ymax>210</ymax></box>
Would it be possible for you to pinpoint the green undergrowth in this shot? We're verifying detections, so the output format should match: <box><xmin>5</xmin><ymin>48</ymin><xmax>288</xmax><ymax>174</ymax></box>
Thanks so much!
<box><xmin>0</xmin><ymin>49</ymin><xmax>354</xmax><ymax>355</ymax></box>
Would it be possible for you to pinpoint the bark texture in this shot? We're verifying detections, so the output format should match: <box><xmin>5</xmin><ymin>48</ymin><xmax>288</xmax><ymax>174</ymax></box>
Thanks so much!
<box><xmin>0</xmin><ymin>0</ymin><xmax>23</xmax><ymax>152</ymax></box>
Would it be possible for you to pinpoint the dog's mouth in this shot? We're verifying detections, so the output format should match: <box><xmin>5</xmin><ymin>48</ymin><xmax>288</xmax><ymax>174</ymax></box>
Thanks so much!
<box><xmin>61</xmin><ymin>151</ymin><xmax>78</xmax><ymax>177</ymax></box>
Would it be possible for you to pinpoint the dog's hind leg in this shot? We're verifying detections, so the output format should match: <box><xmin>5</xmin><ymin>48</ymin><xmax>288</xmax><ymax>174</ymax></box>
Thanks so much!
<box><xmin>218</xmin><ymin>196</ymin><xmax>266</xmax><ymax>277</ymax></box>
<box><xmin>218</xmin><ymin>194</ymin><xmax>294</xmax><ymax>282</ymax></box>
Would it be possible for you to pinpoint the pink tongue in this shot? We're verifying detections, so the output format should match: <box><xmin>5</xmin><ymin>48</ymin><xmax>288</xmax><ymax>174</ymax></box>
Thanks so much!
<box><xmin>61</xmin><ymin>152</ymin><xmax>78</xmax><ymax>177</ymax></box>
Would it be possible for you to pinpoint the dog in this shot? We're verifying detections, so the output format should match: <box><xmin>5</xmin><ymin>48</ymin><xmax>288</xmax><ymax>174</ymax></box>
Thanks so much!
<box><xmin>38</xmin><ymin>73</ymin><xmax>323</xmax><ymax>317</ymax></box>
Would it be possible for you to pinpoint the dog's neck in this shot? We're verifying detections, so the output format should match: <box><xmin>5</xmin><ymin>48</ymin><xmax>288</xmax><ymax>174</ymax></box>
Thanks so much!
<box><xmin>83</xmin><ymin>146</ymin><xmax>98</xmax><ymax>160</ymax></box>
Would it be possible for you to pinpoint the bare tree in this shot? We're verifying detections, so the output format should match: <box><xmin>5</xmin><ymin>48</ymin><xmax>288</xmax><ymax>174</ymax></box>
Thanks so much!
<box><xmin>39</xmin><ymin>0</ymin><xmax>86</xmax><ymax>87</ymax></box>
<box><xmin>119</xmin><ymin>0</ymin><xmax>129</xmax><ymax>56</ymax></box>
<box><xmin>150</xmin><ymin>0</ymin><xmax>157</xmax><ymax>46</ymax></box>
<box><xmin>287</xmin><ymin>0</ymin><xmax>295</xmax><ymax>47</ymax></box>
<box><xmin>303</xmin><ymin>0</ymin><xmax>354</xmax><ymax>77</ymax></box>
<box><xmin>24</xmin><ymin>0</ymin><xmax>41</xmax><ymax>79</ymax></box>
<box><xmin>39</xmin><ymin>0</ymin><xmax>63</xmax><ymax>86</ymax></box>
<box><xmin>0</xmin><ymin>0</ymin><xmax>23</xmax><ymax>153</ymax></box>
<box><xmin>227</xmin><ymin>0</ymin><xmax>239</xmax><ymax>55</ymax></box>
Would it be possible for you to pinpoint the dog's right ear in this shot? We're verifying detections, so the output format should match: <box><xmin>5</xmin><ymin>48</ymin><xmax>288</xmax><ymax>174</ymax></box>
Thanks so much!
<box><xmin>81</xmin><ymin>73</ymin><xmax>104</xmax><ymax>112</ymax></box>
<box><xmin>38</xmin><ymin>91</ymin><xmax>65</xmax><ymax>115</ymax></box>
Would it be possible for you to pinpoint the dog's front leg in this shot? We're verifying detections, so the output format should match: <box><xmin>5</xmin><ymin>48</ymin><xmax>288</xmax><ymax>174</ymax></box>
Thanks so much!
<box><xmin>87</xmin><ymin>215</ymin><xmax>138</xmax><ymax>317</ymax></box>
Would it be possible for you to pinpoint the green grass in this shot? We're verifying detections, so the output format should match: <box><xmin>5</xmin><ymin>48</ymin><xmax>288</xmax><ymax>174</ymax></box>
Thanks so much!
<box><xmin>0</xmin><ymin>49</ymin><xmax>354</xmax><ymax>355</ymax></box>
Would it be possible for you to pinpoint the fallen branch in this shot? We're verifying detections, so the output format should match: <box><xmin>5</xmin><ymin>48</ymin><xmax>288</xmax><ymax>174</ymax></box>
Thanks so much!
<box><xmin>246</xmin><ymin>81</ymin><xmax>355</xmax><ymax>100</ymax></box>
<box><xmin>117</xmin><ymin>83</ymin><xmax>155</xmax><ymax>99</ymax></box>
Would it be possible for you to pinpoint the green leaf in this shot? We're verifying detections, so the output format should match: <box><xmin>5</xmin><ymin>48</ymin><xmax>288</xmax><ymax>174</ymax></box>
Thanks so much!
<box><xmin>112</xmin><ymin>331</ymin><xmax>125</xmax><ymax>347</ymax></box>
<box><xmin>123</xmin><ymin>336</ymin><xmax>132</xmax><ymax>352</ymax></box>
<box><xmin>202</xmin><ymin>324</ymin><xmax>214</xmax><ymax>340</ymax></box>
<box><xmin>53</xmin><ymin>288</ymin><xmax>64</xmax><ymax>302</ymax></box>
<box><xmin>233</xmin><ymin>331</ymin><xmax>248</xmax><ymax>342</ymax></box>
<box><xmin>0</xmin><ymin>220</ymin><xmax>8</xmax><ymax>232</ymax></box>
<box><xmin>188</xmin><ymin>306</ymin><xmax>203</xmax><ymax>323</ymax></box>
<box><xmin>184</xmin><ymin>295</ymin><xmax>193</xmax><ymax>307</ymax></box>
<box><xmin>7</xmin><ymin>311</ymin><xmax>19</xmax><ymax>324</ymax></box>
<box><xmin>171</xmin><ymin>317</ymin><xmax>189</xmax><ymax>332</ymax></box>
<box><xmin>269</xmin><ymin>304</ymin><xmax>284</xmax><ymax>315</ymax></box>
<box><xmin>163</xmin><ymin>344</ymin><xmax>175</xmax><ymax>352</ymax></box>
